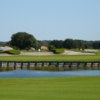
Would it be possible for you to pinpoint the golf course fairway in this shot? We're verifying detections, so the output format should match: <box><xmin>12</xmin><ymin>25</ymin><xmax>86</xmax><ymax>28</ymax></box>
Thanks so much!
<box><xmin>0</xmin><ymin>76</ymin><xmax>100</xmax><ymax>100</ymax></box>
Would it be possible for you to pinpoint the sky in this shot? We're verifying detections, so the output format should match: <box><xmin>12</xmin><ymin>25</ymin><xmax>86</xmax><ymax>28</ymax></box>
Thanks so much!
<box><xmin>0</xmin><ymin>0</ymin><xmax>100</xmax><ymax>41</ymax></box>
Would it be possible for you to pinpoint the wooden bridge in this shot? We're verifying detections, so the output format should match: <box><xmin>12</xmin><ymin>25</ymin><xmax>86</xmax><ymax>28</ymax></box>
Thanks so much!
<box><xmin>0</xmin><ymin>61</ymin><xmax>100</xmax><ymax>70</ymax></box>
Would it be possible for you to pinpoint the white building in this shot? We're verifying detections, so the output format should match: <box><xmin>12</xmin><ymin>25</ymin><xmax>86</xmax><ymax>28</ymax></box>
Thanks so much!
<box><xmin>0</xmin><ymin>46</ymin><xmax>13</xmax><ymax>51</ymax></box>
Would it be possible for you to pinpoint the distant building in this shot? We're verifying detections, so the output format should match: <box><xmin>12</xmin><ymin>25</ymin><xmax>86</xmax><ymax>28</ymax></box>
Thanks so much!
<box><xmin>0</xmin><ymin>46</ymin><xmax>13</xmax><ymax>51</ymax></box>
<box><xmin>41</xmin><ymin>46</ymin><xmax>48</xmax><ymax>51</ymax></box>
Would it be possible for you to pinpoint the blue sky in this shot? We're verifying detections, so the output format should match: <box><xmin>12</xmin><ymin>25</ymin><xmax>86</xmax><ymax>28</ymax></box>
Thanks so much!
<box><xmin>0</xmin><ymin>0</ymin><xmax>100</xmax><ymax>41</ymax></box>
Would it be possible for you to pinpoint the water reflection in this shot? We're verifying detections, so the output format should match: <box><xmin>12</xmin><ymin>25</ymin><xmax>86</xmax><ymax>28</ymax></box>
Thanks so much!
<box><xmin>0</xmin><ymin>70</ymin><xmax>100</xmax><ymax>78</ymax></box>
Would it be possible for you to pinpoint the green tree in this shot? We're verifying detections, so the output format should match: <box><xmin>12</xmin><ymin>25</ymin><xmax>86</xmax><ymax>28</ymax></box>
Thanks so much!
<box><xmin>75</xmin><ymin>40</ymin><xmax>85</xmax><ymax>51</ymax></box>
<box><xmin>63</xmin><ymin>39</ymin><xmax>74</xmax><ymax>49</ymax></box>
<box><xmin>93</xmin><ymin>41</ymin><xmax>100</xmax><ymax>49</ymax></box>
<box><xmin>10</xmin><ymin>32</ymin><xmax>37</xmax><ymax>50</ymax></box>
<box><xmin>49</xmin><ymin>40</ymin><xmax>63</xmax><ymax>48</ymax></box>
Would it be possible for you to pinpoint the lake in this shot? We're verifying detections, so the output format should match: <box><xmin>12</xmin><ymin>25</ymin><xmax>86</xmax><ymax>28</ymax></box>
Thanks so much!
<box><xmin>0</xmin><ymin>70</ymin><xmax>100</xmax><ymax>78</ymax></box>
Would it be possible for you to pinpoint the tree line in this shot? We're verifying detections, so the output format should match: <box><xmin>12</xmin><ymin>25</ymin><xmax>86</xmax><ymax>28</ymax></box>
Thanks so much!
<box><xmin>40</xmin><ymin>39</ymin><xmax>100</xmax><ymax>50</ymax></box>
<box><xmin>1</xmin><ymin>32</ymin><xmax>100</xmax><ymax>50</ymax></box>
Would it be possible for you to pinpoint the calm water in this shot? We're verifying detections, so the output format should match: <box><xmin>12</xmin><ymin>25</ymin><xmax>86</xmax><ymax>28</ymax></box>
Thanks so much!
<box><xmin>0</xmin><ymin>70</ymin><xmax>100</xmax><ymax>78</ymax></box>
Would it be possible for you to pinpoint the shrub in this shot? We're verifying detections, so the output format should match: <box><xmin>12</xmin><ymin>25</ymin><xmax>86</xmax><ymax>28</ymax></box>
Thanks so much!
<box><xmin>4</xmin><ymin>50</ymin><xmax>20</xmax><ymax>55</ymax></box>
<box><xmin>53</xmin><ymin>48</ymin><xmax>65</xmax><ymax>54</ymax></box>
<box><xmin>48</xmin><ymin>45</ymin><xmax>55</xmax><ymax>51</ymax></box>
<box><xmin>0</xmin><ymin>50</ymin><xmax>4</xmax><ymax>53</ymax></box>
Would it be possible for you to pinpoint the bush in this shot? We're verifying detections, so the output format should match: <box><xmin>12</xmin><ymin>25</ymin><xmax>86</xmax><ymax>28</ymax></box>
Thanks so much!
<box><xmin>0</xmin><ymin>50</ymin><xmax>4</xmax><ymax>53</ymax></box>
<box><xmin>4</xmin><ymin>50</ymin><xmax>20</xmax><ymax>55</ymax></box>
<box><xmin>53</xmin><ymin>48</ymin><xmax>65</xmax><ymax>54</ymax></box>
<box><xmin>48</xmin><ymin>45</ymin><xmax>55</xmax><ymax>51</ymax></box>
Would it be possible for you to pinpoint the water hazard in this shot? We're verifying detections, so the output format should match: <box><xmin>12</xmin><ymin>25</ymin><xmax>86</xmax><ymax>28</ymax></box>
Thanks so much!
<box><xmin>0</xmin><ymin>70</ymin><xmax>100</xmax><ymax>78</ymax></box>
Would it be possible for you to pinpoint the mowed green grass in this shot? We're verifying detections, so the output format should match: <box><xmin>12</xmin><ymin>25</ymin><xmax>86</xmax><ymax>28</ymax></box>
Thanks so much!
<box><xmin>0</xmin><ymin>55</ymin><xmax>100</xmax><ymax>62</ymax></box>
<box><xmin>0</xmin><ymin>76</ymin><xmax>100</xmax><ymax>100</ymax></box>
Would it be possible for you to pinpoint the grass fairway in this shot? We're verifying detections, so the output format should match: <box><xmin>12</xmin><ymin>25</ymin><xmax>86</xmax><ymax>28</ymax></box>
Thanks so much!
<box><xmin>0</xmin><ymin>76</ymin><xmax>100</xmax><ymax>100</ymax></box>
<box><xmin>0</xmin><ymin>55</ymin><xmax>100</xmax><ymax>62</ymax></box>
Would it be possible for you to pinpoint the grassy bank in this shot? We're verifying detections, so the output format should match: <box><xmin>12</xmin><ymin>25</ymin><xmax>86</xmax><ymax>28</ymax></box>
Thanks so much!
<box><xmin>0</xmin><ymin>55</ymin><xmax>100</xmax><ymax>62</ymax></box>
<box><xmin>0</xmin><ymin>76</ymin><xmax>100</xmax><ymax>100</ymax></box>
